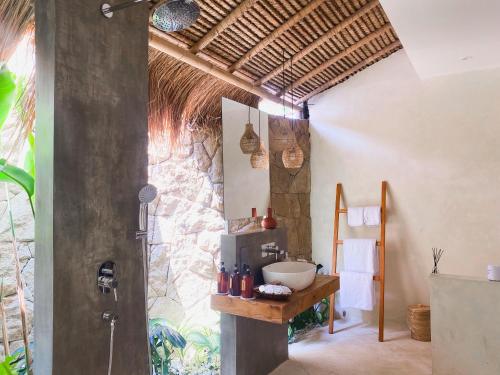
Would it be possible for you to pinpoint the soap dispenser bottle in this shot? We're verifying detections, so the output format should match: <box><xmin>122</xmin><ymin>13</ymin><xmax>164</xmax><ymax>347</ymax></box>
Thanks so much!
<box><xmin>241</xmin><ymin>265</ymin><xmax>254</xmax><ymax>300</ymax></box>
<box><xmin>217</xmin><ymin>262</ymin><xmax>229</xmax><ymax>295</ymax></box>
<box><xmin>229</xmin><ymin>264</ymin><xmax>241</xmax><ymax>297</ymax></box>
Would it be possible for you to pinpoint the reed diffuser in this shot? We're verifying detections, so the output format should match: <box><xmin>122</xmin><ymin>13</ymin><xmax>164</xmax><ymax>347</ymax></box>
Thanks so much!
<box><xmin>432</xmin><ymin>248</ymin><xmax>444</xmax><ymax>274</ymax></box>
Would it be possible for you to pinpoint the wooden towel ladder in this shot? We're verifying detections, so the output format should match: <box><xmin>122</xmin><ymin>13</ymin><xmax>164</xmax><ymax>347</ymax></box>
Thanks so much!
<box><xmin>328</xmin><ymin>181</ymin><xmax>387</xmax><ymax>342</ymax></box>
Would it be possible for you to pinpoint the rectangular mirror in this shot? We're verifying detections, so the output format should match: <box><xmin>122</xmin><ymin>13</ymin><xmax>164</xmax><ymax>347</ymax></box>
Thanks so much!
<box><xmin>222</xmin><ymin>97</ymin><xmax>270</xmax><ymax>221</ymax></box>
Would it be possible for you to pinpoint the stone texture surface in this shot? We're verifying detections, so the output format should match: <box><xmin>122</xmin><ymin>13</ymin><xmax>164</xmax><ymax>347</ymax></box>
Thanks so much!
<box><xmin>0</xmin><ymin>185</ymin><xmax>35</xmax><ymax>354</ymax></box>
<box><xmin>147</xmin><ymin>129</ymin><xmax>224</xmax><ymax>330</ymax></box>
<box><xmin>269</xmin><ymin>117</ymin><xmax>312</xmax><ymax>260</ymax></box>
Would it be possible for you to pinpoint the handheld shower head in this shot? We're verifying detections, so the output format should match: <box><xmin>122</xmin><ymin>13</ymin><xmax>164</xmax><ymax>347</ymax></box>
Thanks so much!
<box><xmin>138</xmin><ymin>184</ymin><xmax>157</xmax><ymax>204</ymax></box>
<box><xmin>138</xmin><ymin>184</ymin><xmax>157</xmax><ymax>232</ymax></box>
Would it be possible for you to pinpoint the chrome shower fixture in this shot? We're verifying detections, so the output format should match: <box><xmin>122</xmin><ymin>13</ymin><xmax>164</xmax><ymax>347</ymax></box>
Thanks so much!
<box><xmin>138</xmin><ymin>184</ymin><xmax>157</xmax><ymax>233</ymax></box>
<box><xmin>151</xmin><ymin>0</ymin><xmax>200</xmax><ymax>32</ymax></box>
<box><xmin>138</xmin><ymin>183</ymin><xmax>157</xmax><ymax>204</ymax></box>
<box><xmin>100</xmin><ymin>0</ymin><xmax>200</xmax><ymax>32</ymax></box>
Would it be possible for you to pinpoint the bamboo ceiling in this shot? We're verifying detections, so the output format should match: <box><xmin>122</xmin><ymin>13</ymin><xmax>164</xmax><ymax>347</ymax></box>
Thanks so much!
<box><xmin>149</xmin><ymin>0</ymin><xmax>402</xmax><ymax>105</ymax></box>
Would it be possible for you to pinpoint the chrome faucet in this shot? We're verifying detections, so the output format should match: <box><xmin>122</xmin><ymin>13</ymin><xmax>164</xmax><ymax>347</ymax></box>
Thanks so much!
<box><xmin>261</xmin><ymin>244</ymin><xmax>286</xmax><ymax>261</ymax></box>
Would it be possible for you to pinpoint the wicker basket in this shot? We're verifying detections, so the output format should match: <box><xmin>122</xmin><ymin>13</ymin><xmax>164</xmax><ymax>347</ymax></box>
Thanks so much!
<box><xmin>407</xmin><ymin>304</ymin><xmax>431</xmax><ymax>342</ymax></box>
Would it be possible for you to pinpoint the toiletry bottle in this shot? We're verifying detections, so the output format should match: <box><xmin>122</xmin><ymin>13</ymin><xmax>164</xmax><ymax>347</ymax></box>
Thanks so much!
<box><xmin>229</xmin><ymin>264</ymin><xmax>241</xmax><ymax>297</ymax></box>
<box><xmin>217</xmin><ymin>262</ymin><xmax>229</xmax><ymax>294</ymax></box>
<box><xmin>241</xmin><ymin>266</ymin><xmax>254</xmax><ymax>299</ymax></box>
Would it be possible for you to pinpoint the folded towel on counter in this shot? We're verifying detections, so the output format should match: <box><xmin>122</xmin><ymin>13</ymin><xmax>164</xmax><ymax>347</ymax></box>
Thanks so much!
<box><xmin>363</xmin><ymin>206</ymin><xmax>381</xmax><ymax>226</ymax></box>
<box><xmin>347</xmin><ymin>207</ymin><xmax>364</xmax><ymax>227</ymax></box>
<box><xmin>340</xmin><ymin>271</ymin><xmax>375</xmax><ymax>311</ymax></box>
<box><xmin>343</xmin><ymin>238</ymin><xmax>378</xmax><ymax>274</ymax></box>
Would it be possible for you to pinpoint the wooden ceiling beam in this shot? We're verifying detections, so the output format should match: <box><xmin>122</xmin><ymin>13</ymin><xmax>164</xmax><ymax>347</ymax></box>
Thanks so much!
<box><xmin>279</xmin><ymin>24</ymin><xmax>392</xmax><ymax>97</ymax></box>
<box><xmin>149</xmin><ymin>28</ymin><xmax>296</xmax><ymax>109</ymax></box>
<box><xmin>296</xmin><ymin>41</ymin><xmax>401</xmax><ymax>104</ymax></box>
<box><xmin>255</xmin><ymin>0</ymin><xmax>380</xmax><ymax>86</ymax></box>
<box><xmin>228</xmin><ymin>0</ymin><xmax>327</xmax><ymax>73</ymax></box>
<box><xmin>190</xmin><ymin>0</ymin><xmax>260</xmax><ymax>54</ymax></box>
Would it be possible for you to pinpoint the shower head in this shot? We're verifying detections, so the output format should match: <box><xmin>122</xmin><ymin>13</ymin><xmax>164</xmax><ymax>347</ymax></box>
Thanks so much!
<box><xmin>138</xmin><ymin>184</ymin><xmax>157</xmax><ymax>204</ymax></box>
<box><xmin>151</xmin><ymin>0</ymin><xmax>200</xmax><ymax>32</ymax></box>
<box><xmin>101</xmin><ymin>0</ymin><xmax>200</xmax><ymax>33</ymax></box>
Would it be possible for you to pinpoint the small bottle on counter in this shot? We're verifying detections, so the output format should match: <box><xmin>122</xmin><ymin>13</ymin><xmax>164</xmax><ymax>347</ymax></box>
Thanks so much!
<box><xmin>229</xmin><ymin>264</ymin><xmax>241</xmax><ymax>297</ymax></box>
<box><xmin>217</xmin><ymin>262</ymin><xmax>229</xmax><ymax>295</ymax></box>
<box><xmin>240</xmin><ymin>265</ymin><xmax>254</xmax><ymax>300</ymax></box>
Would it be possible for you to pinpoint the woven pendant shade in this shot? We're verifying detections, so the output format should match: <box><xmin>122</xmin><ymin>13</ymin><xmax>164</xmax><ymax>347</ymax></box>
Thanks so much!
<box><xmin>282</xmin><ymin>136</ymin><xmax>304</xmax><ymax>169</ymax></box>
<box><xmin>250</xmin><ymin>142</ymin><xmax>269</xmax><ymax>169</ymax></box>
<box><xmin>240</xmin><ymin>123</ymin><xmax>260</xmax><ymax>154</ymax></box>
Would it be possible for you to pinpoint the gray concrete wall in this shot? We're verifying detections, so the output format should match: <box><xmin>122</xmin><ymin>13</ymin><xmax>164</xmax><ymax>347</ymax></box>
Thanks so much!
<box><xmin>35</xmin><ymin>0</ymin><xmax>150</xmax><ymax>373</ymax></box>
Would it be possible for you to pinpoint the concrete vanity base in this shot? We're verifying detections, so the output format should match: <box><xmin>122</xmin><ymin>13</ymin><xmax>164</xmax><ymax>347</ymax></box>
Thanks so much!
<box><xmin>431</xmin><ymin>274</ymin><xmax>500</xmax><ymax>375</ymax></box>
<box><xmin>221</xmin><ymin>313</ymin><xmax>288</xmax><ymax>375</ymax></box>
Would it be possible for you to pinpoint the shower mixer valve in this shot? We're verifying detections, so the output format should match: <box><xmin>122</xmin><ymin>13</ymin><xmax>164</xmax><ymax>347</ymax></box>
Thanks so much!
<box><xmin>98</xmin><ymin>261</ymin><xmax>118</xmax><ymax>302</ymax></box>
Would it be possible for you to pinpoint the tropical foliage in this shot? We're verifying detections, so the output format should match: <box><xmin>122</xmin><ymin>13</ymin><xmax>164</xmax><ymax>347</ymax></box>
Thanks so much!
<box><xmin>149</xmin><ymin>318</ymin><xmax>187</xmax><ymax>375</ymax></box>
<box><xmin>0</xmin><ymin>65</ymin><xmax>34</xmax><ymax>374</ymax></box>
<box><xmin>149</xmin><ymin>318</ymin><xmax>221</xmax><ymax>375</ymax></box>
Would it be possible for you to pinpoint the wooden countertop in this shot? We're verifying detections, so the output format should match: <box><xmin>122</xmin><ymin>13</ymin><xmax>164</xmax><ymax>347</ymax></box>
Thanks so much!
<box><xmin>210</xmin><ymin>275</ymin><xmax>340</xmax><ymax>324</ymax></box>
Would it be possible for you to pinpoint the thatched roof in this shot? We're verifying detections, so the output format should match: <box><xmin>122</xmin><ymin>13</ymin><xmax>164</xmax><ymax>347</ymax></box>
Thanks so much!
<box><xmin>2</xmin><ymin>0</ymin><xmax>401</xmax><ymax>146</ymax></box>
<box><xmin>149</xmin><ymin>0</ymin><xmax>402</xmax><ymax>104</ymax></box>
<box><xmin>149</xmin><ymin>49</ymin><xmax>259</xmax><ymax>145</ymax></box>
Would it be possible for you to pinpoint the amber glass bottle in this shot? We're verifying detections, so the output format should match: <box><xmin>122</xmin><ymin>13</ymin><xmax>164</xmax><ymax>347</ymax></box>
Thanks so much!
<box><xmin>240</xmin><ymin>266</ymin><xmax>254</xmax><ymax>299</ymax></box>
<box><xmin>217</xmin><ymin>262</ymin><xmax>229</xmax><ymax>294</ymax></box>
<box><xmin>229</xmin><ymin>264</ymin><xmax>241</xmax><ymax>297</ymax></box>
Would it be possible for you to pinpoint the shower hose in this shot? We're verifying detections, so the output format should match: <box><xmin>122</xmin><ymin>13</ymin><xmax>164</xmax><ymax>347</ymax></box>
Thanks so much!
<box><xmin>108</xmin><ymin>318</ymin><xmax>116</xmax><ymax>375</ymax></box>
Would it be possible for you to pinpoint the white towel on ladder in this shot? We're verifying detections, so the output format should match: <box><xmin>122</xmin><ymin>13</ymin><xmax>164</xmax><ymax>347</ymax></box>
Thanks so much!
<box><xmin>343</xmin><ymin>238</ymin><xmax>378</xmax><ymax>274</ymax></box>
<box><xmin>340</xmin><ymin>271</ymin><xmax>375</xmax><ymax>311</ymax></box>
<box><xmin>347</xmin><ymin>207</ymin><xmax>364</xmax><ymax>227</ymax></box>
<box><xmin>363</xmin><ymin>206</ymin><xmax>381</xmax><ymax>226</ymax></box>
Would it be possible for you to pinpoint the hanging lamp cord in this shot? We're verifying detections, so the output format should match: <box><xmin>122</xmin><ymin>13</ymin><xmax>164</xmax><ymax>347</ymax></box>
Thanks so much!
<box><xmin>282</xmin><ymin>47</ymin><xmax>286</xmax><ymax>119</ymax></box>
<box><xmin>290</xmin><ymin>54</ymin><xmax>295</xmax><ymax>133</ymax></box>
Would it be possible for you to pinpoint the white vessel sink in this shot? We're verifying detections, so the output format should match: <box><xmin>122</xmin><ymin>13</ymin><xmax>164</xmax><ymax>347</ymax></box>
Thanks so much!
<box><xmin>262</xmin><ymin>262</ymin><xmax>316</xmax><ymax>291</ymax></box>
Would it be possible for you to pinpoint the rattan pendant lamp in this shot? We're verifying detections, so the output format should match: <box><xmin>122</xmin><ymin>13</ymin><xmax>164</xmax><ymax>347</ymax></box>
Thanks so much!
<box><xmin>282</xmin><ymin>54</ymin><xmax>304</xmax><ymax>169</ymax></box>
<box><xmin>250</xmin><ymin>110</ymin><xmax>269</xmax><ymax>169</ymax></box>
<box><xmin>240</xmin><ymin>105</ymin><xmax>260</xmax><ymax>154</ymax></box>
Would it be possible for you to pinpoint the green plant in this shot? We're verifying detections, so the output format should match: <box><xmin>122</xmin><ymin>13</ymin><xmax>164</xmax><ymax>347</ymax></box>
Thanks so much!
<box><xmin>0</xmin><ymin>65</ymin><xmax>34</xmax><ymax>375</ymax></box>
<box><xmin>0</xmin><ymin>66</ymin><xmax>17</xmax><ymax>132</ymax></box>
<box><xmin>0</xmin><ymin>355</ymin><xmax>18</xmax><ymax>375</ymax></box>
<box><xmin>0</xmin><ymin>347</ymin><xmax>28</xmax><ymax>375</ymax></box>
<box><xmin>288</xmin><ymin>297</ymin><xmax>329</xmax><ymax>343</ymax></box>
<box><xmin>149</xmin><ymin>318</ymin><xmax>187</xmax><ymax>375</ymax></box>
<box><xmin>185</xmin><ymin>327</ymin><xmax>220</xmax><ymax>372</ymax></box>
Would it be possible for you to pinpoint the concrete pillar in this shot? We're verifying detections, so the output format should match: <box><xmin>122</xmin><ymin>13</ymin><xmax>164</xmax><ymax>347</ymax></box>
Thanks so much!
<box><xmin>35</xmin><ymin>0</ymin><xmax>150</xmax><ymax>373</ymax></box>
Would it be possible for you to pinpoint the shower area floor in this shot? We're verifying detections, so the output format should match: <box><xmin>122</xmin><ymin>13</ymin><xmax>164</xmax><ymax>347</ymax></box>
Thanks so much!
<box><xmin>271</xmin><ymin>320</ymin><xmax>431</xmax><ymax>375</ymax></box>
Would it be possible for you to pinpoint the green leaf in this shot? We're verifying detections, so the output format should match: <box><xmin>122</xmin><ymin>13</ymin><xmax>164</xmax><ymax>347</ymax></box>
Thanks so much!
<box><xmin>0</xmin><ymin>66</ymin><xmax>17</xmax><ymax>132</ymax></box>
<box><xmin>23</xmin><ymin>133</ymin><xmax>35</xmax><ymax>179</ymax></box>
<box><xmin>0</xmin><ymin>159</ymin><xmax>35</xmax><ymax>216</ymax></box>
<box><xmin>0</xmin><ymin>355</ymin><xmax>19</xmax><ymax>375</ymax></box>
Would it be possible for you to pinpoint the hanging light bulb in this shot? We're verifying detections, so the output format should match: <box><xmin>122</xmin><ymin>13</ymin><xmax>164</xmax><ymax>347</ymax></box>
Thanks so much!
<box><xmin>240</xmin><ymin>105</ymin><xmax>260</xmax><ymax>154</ymax></box>
<box><xmin>282</xmin><ymin>54</ymin><xmax>304</xmax><ymax>169</ymax></box>
<box><xmin>250</xmin><ymin>111</ymin><xmax>269</xmax><ymax>169</ymax></box>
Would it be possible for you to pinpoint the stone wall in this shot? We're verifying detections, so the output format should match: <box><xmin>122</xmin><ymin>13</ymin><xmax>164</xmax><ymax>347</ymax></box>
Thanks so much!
<box><xmin>269</xmin><ymin>117</ymin><xmax>312</xmax><ymax>260</ymax></box>
<box><xmin>147</xmin><ymin>130</ymin><xmax>224</xmax><ymax>329</ymax></box>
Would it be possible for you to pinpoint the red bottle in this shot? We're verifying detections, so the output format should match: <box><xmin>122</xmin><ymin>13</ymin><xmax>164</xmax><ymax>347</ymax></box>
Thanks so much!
<box><xmin>229</xmin><ymin>264</ymin><xmax>241</xmax><ymax>297</ymax></box>
<box><xmin>261</xmin><ymin>207</ymin><xmax>277</xmax><ymax>229</ymax></box>
<box><xmin>240</xmin><ymin>266</ymin><xmax>254</xmax><ymax>299</ymax></box>
<box><xmin>217</xmin><ymin>262</ymin><xmax>229</xmax><ymax>295</ymax></box>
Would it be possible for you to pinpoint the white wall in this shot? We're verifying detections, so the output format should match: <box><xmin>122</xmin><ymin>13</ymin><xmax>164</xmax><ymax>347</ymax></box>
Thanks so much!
<box><xmin>310</xmin><ymin>50</ymin><xmax>500</xmax><ymax>323</ymax></box>
<box><xmin>222</xmin><ymin>98</ymin><xmax>270</xmax><ymax>221</ymax></box>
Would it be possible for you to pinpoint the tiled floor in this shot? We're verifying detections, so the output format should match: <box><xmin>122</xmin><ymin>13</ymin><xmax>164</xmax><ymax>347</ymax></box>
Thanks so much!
<box><xmin>270</xmin><ymin>320</ymin><xmax>431</xmax><ymax>375</ymax></box>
